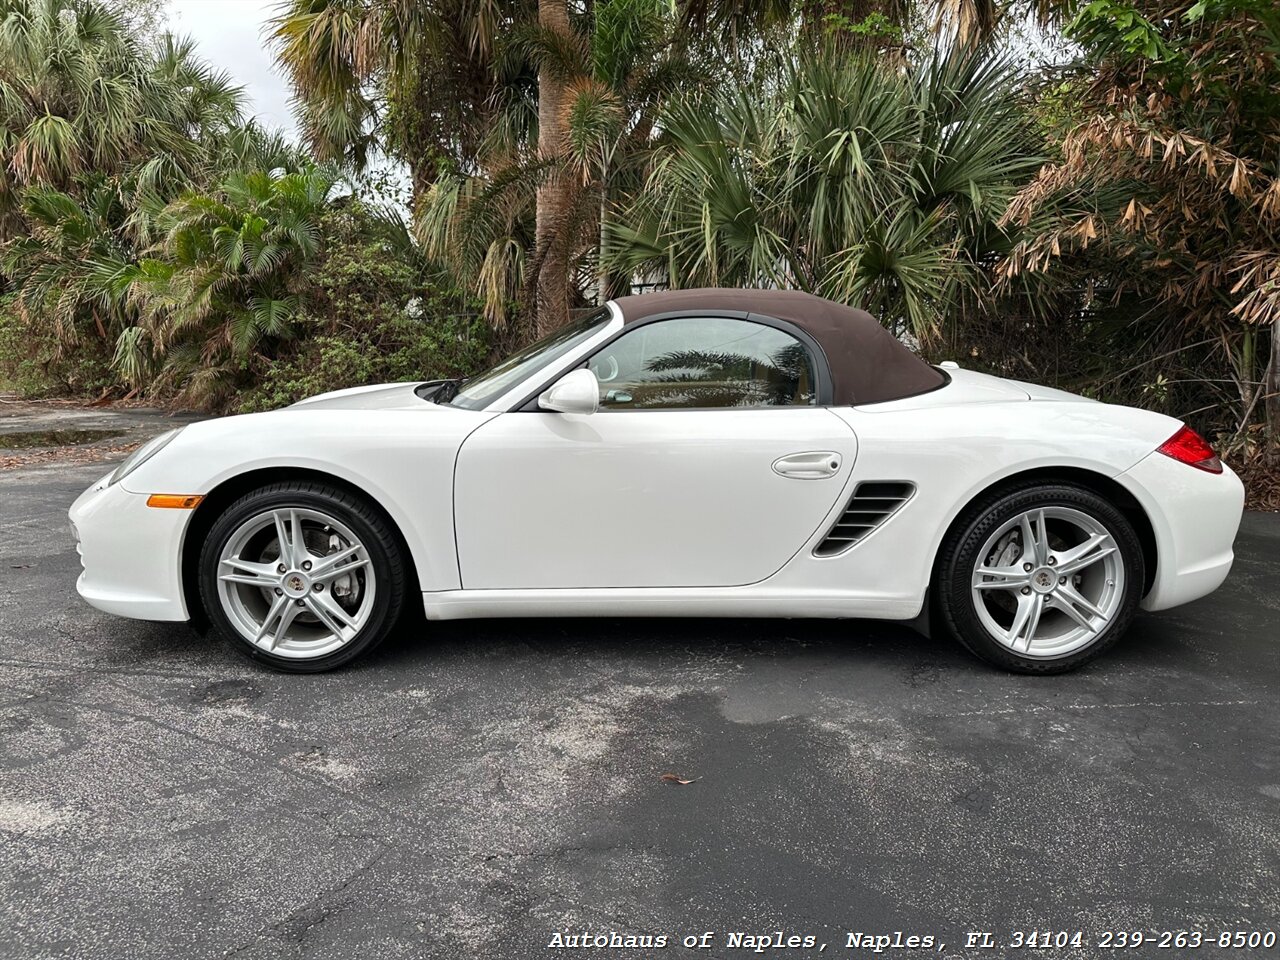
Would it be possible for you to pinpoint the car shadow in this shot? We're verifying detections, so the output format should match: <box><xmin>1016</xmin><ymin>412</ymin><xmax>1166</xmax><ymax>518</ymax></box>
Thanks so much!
<box><xmin>371</xmin><ymin>611</ymin><xmax>977</xmax><ymax>677</ymax></box>
<box><xmin>361</xmin><ymin>595</ymin><xmax>1257</xmax><ymax>684</ymax></box>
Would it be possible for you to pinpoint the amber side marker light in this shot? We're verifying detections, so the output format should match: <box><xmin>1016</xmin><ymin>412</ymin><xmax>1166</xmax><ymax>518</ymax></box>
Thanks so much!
<box><xmin>1156</xmin><ymin>425</ymin><xmax>1223</xmax><ymax>474</ymax></box>
<box><xmin>146</xmin><ymin>494</ymin><xmax>204</xmax><ymax>509</ymax></box>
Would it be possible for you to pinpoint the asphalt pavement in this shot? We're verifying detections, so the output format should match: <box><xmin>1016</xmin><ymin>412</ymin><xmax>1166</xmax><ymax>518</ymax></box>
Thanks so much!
<box><xmin>1</xmin><ymin>414</ymin><xmax>1278</xmax><ymax>960</ymax></box>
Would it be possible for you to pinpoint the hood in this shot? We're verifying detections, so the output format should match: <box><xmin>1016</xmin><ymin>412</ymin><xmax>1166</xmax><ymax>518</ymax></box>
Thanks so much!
<box><xmin>289</xmin><ymin>382</ymin><xmax>451</xmax><ymax>412</ymax></box>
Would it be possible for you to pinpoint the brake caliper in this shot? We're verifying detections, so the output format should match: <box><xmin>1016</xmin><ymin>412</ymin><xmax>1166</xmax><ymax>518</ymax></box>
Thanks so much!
<box><xmin>328</xmin><ymin>533</ymin><xmax>355</xmax><ymax>598</ymax></box>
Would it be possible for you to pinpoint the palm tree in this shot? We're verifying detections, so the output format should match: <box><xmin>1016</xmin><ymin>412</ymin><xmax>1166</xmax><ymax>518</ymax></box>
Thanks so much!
<box><xmin>533</xmin><ymin>0</ymin><xmax>573</xmax><ymax>335</ymax></box>
<box><xmin>269</xmin><ymin>0</ymin><xmax>794</xmax><ymax>337</ymax></box>
<box><xmin>1</xmin><ymin>0</ymin><xmax>309</xmax><ymax>399</ymax></box>
<box><xmin>269</xmin><ymin>0</ymin><xmax>527</xmax><ymax>186</ymax></box>
<box><xmin>127</xmin><ymin>165</ymin><xmax>341</xmax><ymax>407</ymax></box>
<box><xmin>0</xmin><ymin>0</ymin><xmax>243</xmax><ymax>230</ymax></box>
<box><xmin>418</xmin><ymin>0</ymin><xmax>763</xmax><ymax>339</ymax></box>
<box><xmin>635</xmin><ymin>341</ymin><xmax>816</xmax><ymax>407</ymax></box>
<box><xmin>607</xmin><ymin>45</ymin><xmax>1041</xmax><ymax>346</ymax></box>
<box><xmin>270</xmin><ymin>0</ymin><xmax>630</xmax><ymax>335</ymax></box>
<box><xmin>1</xmin><ymin>178</ymin><xmax>135</xmax><ymax>350</ymax></box>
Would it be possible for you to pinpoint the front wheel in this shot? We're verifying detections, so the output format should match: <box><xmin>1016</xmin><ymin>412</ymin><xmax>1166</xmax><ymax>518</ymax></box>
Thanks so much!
<box><xmin>934</xmin><ymin>483</ymin><xmax>1144</xmax><ymax>674</ymax></box>
<box><xmin>198</xmin><ymin>482</ymin><xmax>407</xmax><ymax>672</ymax></box>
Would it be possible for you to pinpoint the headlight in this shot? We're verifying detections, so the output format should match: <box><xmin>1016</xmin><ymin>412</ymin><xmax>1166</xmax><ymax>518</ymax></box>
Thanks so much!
<box><xmin>110</xmin><ymin>428</ymin><xmax>183</xmax><ymax>486</ymax></box>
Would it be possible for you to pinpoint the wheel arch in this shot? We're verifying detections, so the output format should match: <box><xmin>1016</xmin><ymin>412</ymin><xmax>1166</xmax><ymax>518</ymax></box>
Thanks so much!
<box><xmin>930</xmin><ymin>466</ymin><xmax>1158</xmax><ymax>597</ymax></box>
<box><xmin>180</xmin><ymin>466</ymin><xmax>422</xmax><ymax>625</ymax></box>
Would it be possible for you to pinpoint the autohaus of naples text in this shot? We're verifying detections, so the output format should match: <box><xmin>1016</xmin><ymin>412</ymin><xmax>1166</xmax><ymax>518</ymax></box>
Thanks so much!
<box><xmin>545</xmin><ymin>930</ymin><xmax>941</xmax><ymax>950</ymax></box>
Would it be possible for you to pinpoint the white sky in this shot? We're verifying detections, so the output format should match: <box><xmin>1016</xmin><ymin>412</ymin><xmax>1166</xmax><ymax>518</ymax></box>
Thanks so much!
<box><xmin>165</xmin><ymin>0</ymin><xmax>297</xmax><ymax>139</ymax></box>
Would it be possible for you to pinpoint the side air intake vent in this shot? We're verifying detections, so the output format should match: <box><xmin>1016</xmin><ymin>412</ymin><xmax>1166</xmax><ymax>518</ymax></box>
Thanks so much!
<box><xmin>813</xmin><ymin>481</ymin><xmax>916</xmax><ymax>557</ymax></box>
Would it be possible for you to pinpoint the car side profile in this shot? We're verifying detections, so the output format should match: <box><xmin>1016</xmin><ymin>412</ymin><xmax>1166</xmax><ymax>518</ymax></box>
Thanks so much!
<box><xmin>69</xmin><ymin>289</ymin><xmax>1245</xmax><ymax>674</ymax></box>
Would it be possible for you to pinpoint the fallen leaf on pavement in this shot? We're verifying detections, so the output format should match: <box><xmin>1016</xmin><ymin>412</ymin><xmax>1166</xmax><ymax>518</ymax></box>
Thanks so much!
<box><xmin>660</xmin><ymin>772</ymin><xmax>701</xmax><ymax>785</ymax></box>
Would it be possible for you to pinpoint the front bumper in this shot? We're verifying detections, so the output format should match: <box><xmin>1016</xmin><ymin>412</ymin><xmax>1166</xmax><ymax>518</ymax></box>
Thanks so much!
<box><xmin>68</xmin><ymin>473</ymin><xmax>191</xmax><ymax>621</ymax></box>
<box><xmin>1115</xmin><ymin>452</ymin><xmax>1245</xmax><ymax>612</ymax></box>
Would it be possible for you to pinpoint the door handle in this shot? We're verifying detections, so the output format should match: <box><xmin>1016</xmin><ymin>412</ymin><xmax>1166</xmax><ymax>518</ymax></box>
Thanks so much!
<box><xmin>772</xmin><ymin>451</ymin><xmax>842</xmax><ymax>480</ymax></box>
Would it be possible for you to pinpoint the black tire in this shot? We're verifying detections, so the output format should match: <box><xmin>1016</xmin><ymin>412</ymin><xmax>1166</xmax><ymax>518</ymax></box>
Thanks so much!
<box><xmin>198</xmin><ymin>482</ymin><xmax>407</xmax><ymax>673</ymax></box>
<box><xmin>933</xmin><ymin>482</ymin><xmax>1144</xmax><ymax>674</ymax></box>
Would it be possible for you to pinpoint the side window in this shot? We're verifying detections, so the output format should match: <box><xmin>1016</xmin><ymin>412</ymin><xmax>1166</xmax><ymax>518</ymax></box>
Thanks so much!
<box><xmin>586</xmin><ymin>317</ymin><xmax>818</xmax><ymax>410</ymax></box>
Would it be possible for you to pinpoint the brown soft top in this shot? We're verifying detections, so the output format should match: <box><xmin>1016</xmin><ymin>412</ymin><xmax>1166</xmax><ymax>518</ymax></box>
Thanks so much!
<box><xmin>610</xmin><ymin>288</ymin><xmax>945</xmax><ymax>405</ymax></box>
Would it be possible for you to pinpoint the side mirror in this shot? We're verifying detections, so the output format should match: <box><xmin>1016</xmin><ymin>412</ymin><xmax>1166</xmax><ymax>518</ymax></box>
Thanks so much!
<box><xmin>538</xmin><ymin>368</ymin><xmax>600</xmax><ymax>415</ymax></box>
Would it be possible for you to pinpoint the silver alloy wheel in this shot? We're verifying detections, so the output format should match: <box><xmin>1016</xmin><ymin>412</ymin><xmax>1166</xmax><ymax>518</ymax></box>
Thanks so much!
<box><xmin>970</xmin><ymin>506</ymin><xmax>1125</xmax><ymax>659</ymax></box>
<box><xmin>215</xmin><ymin>507</ymin><xmax>376</xmax><ymax>659</ymax></box>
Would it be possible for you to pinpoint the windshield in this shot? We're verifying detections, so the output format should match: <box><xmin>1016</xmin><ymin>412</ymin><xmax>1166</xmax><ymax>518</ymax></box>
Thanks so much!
<box><xmin>448</xmin><ymin>308</ymin><xmax>613</xmax><ymax>410</ymax></box>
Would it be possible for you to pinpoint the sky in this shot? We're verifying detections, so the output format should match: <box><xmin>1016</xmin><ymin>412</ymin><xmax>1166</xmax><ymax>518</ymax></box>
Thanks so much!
<box><xmin>165</xmin><ymin>0</ymin><xmax>297</xmax><ymax>139</ymax></box>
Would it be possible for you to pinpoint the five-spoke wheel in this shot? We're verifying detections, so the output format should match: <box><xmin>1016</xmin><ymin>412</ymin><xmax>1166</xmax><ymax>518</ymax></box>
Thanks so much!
<box><xmin>199</xmin><ymin>483</ymin><xmax>406</xmax><ymax>672</ymax></box>
<box><xmin>936</xmin><ymin>483</ymin><xmax>1143</xmax><ymax>673</ymax></box>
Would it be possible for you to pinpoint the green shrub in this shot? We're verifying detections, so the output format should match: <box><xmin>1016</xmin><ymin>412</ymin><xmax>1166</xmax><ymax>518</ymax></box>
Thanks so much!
<box><xmin>236</xmin><ymin>205</ymin><xmax>491</xmax><ymax>412</ymax></box>
<box><xmin>0</xmin><ymin>294</ymin><xmax>116</xmax><ymax>397</ymax></box>
<box><xmin>238</xmin><ymin>311</ymin><xmax>488</xmax><ymax>412</ymax></box>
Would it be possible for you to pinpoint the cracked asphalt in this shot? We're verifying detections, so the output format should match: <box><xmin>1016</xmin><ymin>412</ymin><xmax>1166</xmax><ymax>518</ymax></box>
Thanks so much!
<box><xmin>1</xmin><ymin>411</ymin><xmax>1278</xmax><ymax>959</ymax></box>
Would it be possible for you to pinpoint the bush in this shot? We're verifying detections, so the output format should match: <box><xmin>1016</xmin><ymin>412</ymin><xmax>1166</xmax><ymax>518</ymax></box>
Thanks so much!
<box><xmin>238</xmin><ymin>312</ymin><xmax>488</xmax><ymax>412</ymax></box>
<box><xmin>0</xmin><ymin>294</ymin><xmax>116</xmax><ymax>398</ymax></box>
<box><xmin>236</xmin><ymin>205</ymin><xmax>490</xmax><ymax>412</ymax></box>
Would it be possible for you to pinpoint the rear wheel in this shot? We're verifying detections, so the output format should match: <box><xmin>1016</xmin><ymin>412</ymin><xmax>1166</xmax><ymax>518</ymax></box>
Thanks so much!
<box><xmin>198</xmin><ymin>482</ymin><xmax>406</xmax><ymax>672</ymax></box>
<box><xmin>934</xmin><ymin>483</ymin><xmax>1144</xmax><ymax>674</ymax></box>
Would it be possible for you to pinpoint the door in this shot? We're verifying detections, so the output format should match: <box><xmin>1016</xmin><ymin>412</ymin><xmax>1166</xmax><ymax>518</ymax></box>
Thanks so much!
<box><xmin>453</xmin><ymin>316</ymin><xmax>858</xmax><ymax>589</ymax></box>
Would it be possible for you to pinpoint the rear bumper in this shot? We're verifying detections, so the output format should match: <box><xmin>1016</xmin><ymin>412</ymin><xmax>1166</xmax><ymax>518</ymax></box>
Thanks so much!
<box><xmin>1115</xmin><ymin>452</ymin><xmax>1245</xmax><ymax>612</ymax></box>
<box><xmin>68</xmin><ymin>473</ymin><xmax>190</xmax><ymax>621</ymax></box>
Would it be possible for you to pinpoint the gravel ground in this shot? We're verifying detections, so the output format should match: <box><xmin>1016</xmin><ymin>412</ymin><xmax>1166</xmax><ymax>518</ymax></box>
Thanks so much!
<box><xmin>1</xmin><ymin>407</ymin><xmax>1277</xmax><ymax>960</ymax></box>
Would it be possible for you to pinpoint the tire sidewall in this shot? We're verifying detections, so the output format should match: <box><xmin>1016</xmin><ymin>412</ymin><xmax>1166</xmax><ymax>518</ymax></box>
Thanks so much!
<box><xmin>198</xmin><ymin>486</ymin><xmax>401</xmax><ymax>672</ymax></box>
<box><xmin>936</xmin><ymin>484</ymin><xmax>1145</xmax><ymax>674</ymax></box>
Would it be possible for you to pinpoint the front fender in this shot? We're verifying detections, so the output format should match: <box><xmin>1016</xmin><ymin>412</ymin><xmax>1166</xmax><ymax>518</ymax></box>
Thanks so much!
<box><xmin>120</xmin><ymin>408</ymin><xmax>498</xmax><ymax>592</ymax></box>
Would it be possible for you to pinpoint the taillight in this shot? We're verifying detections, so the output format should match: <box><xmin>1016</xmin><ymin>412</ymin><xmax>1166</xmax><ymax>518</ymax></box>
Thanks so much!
<box><xmin>1156</xmin><ymin>425</ymin><xmax>1223</xmax><ymax>474</ymax></box>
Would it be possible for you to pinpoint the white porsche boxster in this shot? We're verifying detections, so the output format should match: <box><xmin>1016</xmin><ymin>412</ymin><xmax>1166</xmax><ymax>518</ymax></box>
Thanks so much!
<box><xmin>69</xmin><ymin>289</ymin><xmax>1245</xmax><ymax>674</ymax></box>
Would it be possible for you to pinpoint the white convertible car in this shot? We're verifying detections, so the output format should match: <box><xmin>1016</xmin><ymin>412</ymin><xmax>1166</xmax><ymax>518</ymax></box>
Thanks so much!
<box><xmin>70</xmin><ymin>289</ymin><xmax>1244</xmax><ymax>674</ymax></box>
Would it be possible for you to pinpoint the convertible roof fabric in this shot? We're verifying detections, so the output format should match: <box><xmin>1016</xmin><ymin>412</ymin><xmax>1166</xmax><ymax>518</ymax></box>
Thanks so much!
<box><xmin>611</xmin><ymin>288</ymin><xmax>946</xmax><ymax>405</ymax></box>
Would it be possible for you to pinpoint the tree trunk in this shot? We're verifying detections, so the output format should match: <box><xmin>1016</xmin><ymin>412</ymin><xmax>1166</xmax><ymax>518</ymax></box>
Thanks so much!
<box><xmin>1268</xmin><ymin>321</ymin><xmax>1280</xmax><ymax>461</ymax></box>
<box><xmin>534</xmin><ymin>0</ymin><xmax>573</xmax><ymax>338</ymax></box>
<box><xmin>596</xmin><ymin>155</ymin><xmax>611</xmax><ymax>306</ymax></box>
